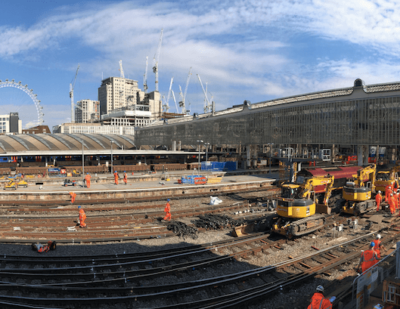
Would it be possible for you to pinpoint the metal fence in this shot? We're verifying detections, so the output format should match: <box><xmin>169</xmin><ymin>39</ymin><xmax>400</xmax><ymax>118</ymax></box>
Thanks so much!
<box><xmin>351</xmin><ymin>243</ymin><xmax>398</xmax><ymax>309</ymax></box>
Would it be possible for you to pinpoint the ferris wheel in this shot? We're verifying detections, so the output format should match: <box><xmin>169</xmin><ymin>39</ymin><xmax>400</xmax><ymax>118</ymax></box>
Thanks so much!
<box><xmin>0</xmin><ymin>79</ymin><xmax>44</xmax><ymax>126</ymax></box>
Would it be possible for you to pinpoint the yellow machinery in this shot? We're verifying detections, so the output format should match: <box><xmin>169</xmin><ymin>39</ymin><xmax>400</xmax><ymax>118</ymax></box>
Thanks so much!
<box><xmin>271</xmin><ymin>175</ymin><xmax>335</xmax><ymax>238</ymax></box>
<box><xmin>342</xmin><ymin>164</ymin><xmax>376</xmax><ymax>215</ymax></box>
<box><xmin>4</xmin><ymin>178</ymin><xmax>28</xmax><ymax>190</ymax></box>
<box><xmin>375</xmin><ymin>165</ymin><xmax>400</xmax><ymax>193</ymax></box>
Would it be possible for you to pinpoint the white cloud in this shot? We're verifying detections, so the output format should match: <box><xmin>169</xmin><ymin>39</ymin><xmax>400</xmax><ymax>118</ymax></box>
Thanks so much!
<box><xmin>2</xmin><ymin>0</ymin><xmax>400</xmax><ymax>128</ymax></box>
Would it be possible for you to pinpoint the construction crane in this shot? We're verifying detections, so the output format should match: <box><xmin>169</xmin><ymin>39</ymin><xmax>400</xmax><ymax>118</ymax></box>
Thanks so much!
<box><xmin>152</xmin><ymin>29</ymin><xmax>164</xmax><ymax>92</ymax></box>
<box><xmin>178</xmin><ymin>67</ymin><xmax>192</xmax><ymax>114</ymax></box>
<box><xmin>197</xmin><ymin>74</ymin><xmax>212</xmax><ymax>113</ymax></box>
<box><xmin>69</xmin><ymin>64</ymin><xmax>80</xmax><ymax>123</ymax></box>
<box><xmin>162</xmin><ymin>95</ymin><xmax>170</xmax><ymax>112</ymax></box>
<box><xmin>143</xmin><ymin>56</ymin><xmax>149</xmax><ymax>93</ymax></box>
<box><xmin>119</xmin><ymin>60</ymin><xmax>125</xmax><ymax>78</ymax></box>
<box><xmin>162</xmin><ymin>77</ymin><xmax>173</xmax><ymax>112</ymax></box>
<box><xmin>171</xmin><ymin>90</ymin><xmax>179</xmax><ymax>113</ymax></box>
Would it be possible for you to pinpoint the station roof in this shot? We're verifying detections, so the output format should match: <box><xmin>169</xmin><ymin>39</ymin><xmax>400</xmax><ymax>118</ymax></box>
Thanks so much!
<box><xmin>0</xmin><ymin>133</ymin><xmax>137</xmax><ymax>154</ymax></box>
<box><xmin>0</xmin><ymin>133</ymin><xmax>202</xmax><ymax>156</ymax></box>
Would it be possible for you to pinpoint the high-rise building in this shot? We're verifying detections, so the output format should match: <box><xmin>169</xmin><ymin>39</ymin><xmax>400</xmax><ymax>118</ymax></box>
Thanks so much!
<box><xmin>0</xmin><ymin>114</ymin><xmax>10</xmax><ymax>134</ymax></box>
<box><xmin>0</xmin><ymin>113</ymin><xmax>22</xmax><ymax>134</ymax></box>
<box><xmin>75</xmin><ymin>100</ymin><xmax>100</xmax><ymax>123</ymax></box>
<box><xmin>98</xmin><ymin>77</ymin><xmax>144</xmax><ymax>116</ymax></box>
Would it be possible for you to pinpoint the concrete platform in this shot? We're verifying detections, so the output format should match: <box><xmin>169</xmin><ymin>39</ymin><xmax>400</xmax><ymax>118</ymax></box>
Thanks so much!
<box><xmin>0</xmin><ymin>174</ymin><xmax>278</xmax><ymax>203</ymax></box>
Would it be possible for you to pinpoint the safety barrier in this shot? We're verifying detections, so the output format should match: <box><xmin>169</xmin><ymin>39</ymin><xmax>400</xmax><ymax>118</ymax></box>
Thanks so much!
<box><xmin>351</xmin><ymin>245</ymin><xmax>397</xmax><ymax>309</ymax></box>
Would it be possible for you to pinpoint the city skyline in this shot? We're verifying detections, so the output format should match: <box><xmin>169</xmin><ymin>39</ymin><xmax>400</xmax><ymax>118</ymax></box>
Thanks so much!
<box><xmin>0</xmin><ymin>0</ymin><xmax>399</xmax><ymax>129</ymax></box>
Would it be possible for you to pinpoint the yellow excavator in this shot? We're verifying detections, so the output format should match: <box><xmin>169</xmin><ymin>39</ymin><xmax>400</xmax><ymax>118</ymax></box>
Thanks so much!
<box><xmin>342</xmin><ymin>164</ymin><xmax>376</xmax><ymax>215</ymax></box>
<box><xmin>4</xmin><ymin>178</ymin><xmax>28</xmax><ymax>190</ymax></box>
<box><xmin>375</xmin><ymin>165</ymin><xmax>400</xmax><ymax>193</ymax></box>
<box><xmin>271</xmin><ymin>175</ymin><xmax>335</xmax><ymax>238</ymax></box>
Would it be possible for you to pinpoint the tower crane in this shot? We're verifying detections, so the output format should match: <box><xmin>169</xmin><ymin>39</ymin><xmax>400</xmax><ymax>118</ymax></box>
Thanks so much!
<box><xmin>178</xmin><ymin>67</ymin><xmax>192</xmax><ymax>114</ymax></box>
<box><xmin>163</xmin><ymin>77</ymin><xmax>173</xmax><ymax>112</ymax></box>
<box><xmin>162</xmin><ymin>95</ymin><xmax>170</xmax><ymax>112</ymax></box>
<box><xmin>143</xmin><ymin>56</ymin><xmax>149</xmax><ymax>93</ymax></box>
<box><xmin>171</xmin><ymin>90</ymin><xmax>179</xmax><ymax>113</ymax></box>
<box><xmin>119</xmin><ymin>60</ymin><xmax>125</xmax><ymax>78</ymax></box>
<box><xmin>69</xmin><ymin>64</ymin><xmax>80</xmax><ymax>123</ymax></box>
<box><xmin>152</xmin><ymin>29</ymin><xmax>164</xmax><ymax>92</ymax></box>
<box><xmin>197</xmin><ymin>74</ymin><xmax>212</xmax><ymax>113</ymax></box>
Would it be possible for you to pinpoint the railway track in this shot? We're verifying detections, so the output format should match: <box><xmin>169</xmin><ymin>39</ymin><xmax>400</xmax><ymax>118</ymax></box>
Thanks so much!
<box><xmin>0</xmin><ymin>226</ymin><xmax>397</xmax><ymax>309</ymax></box>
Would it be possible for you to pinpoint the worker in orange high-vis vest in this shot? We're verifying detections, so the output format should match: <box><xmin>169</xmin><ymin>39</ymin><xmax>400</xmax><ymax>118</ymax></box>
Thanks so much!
<box><xmin>307</xmin><ymin>285</ymin><xmax>334</xmax><ymax>309</ymax></box>
<box><xmin>386</xmin><ymin>186</ymin><xmax>392</xmax><ymax>202</ymax></box>
<box><xmin>373</xmin><ymin>234</ymin><xmax>385</xmax><ymax>258</ymax></box>
<box><xmin>397</xmin><ymin>190</ymin><xmax>400</xmax><ymax>209</ymax></box>
<box><xmin>78</xmin><ymin>206</ymin><xmax>87</xmax><ymax>228</ymax></box>
<box><xmin>388</xmin><ymin>194</ymin><xmax>395</xmax><ymax>215</ymax></box>
<box><xmin>69</xmin><ymin>192</ymin><xmax>77</xmax><ymax>204</ymax></box>
<box><xmin>395</xmin><ymin>192</ymin><xmax>399</xmax><ymax>210</ymax></box>
<box><xmin>123</xmin><ymin>171</ymin><xmax>128</xmax><ymax>185</ymax></box>
<box><xmin>85</xmin><ymin>173</ymin><xmax>91</xmax><ymax>189</ymax></box>
<box><xmin>375</xmin><ymin>191</ymin><xmax>382</xmax><ymax>212</ymax></box>
<box><xmin>114</xmin><ymin>171</ymin><xmax>119</xmax><ymax>185</ymax></box>
<box><xmin>163</xmin><ymin>199</ymin><xmax>171</xmax><ymax>221</ymax></box>
<box><xmin>357</xmin><ymin>242</ymin><xmax>380</xmax><ymax>273</ymax></box>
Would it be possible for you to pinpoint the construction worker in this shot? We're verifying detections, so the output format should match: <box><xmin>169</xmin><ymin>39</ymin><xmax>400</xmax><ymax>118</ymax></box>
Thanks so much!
<box><xmin>396</xmin><ymin>192</ymin><xmax>399</xmax><ymax>210</ymax></box>
<box><xmin>373</xmin><ymin>234</ymin><xmax>385</xmax><ymax>258</ymax></box>
<box><xmin>114</xmin><ymin>171</ymin><xmax>119</xmax><ymax>185</ymax></box>
<box><xmin>307</xmin><ymin>285</ymin><xmax>333</xmax><ymax>309</ymax></box>
<box><xmin>69</xmin><ymin>192</ymin><xmax>77</xmax><ymax>204</ymax></box>
<box><xmin>389</xmin><ymin>193</ymin><xmax>396</xmax><ymax>215</ymax></box>
<box><xmin>397</xmin><ymin>190</ymin><xmax>400</xmax><ymax>209</ymax></box>
<box><xmin>78</xmin><ymin>206</ymin><xmax>87</xmax><ymax>228</ymax></box>
<box><xmin>123</xmin><ymin>171</ymin><xmax>128</xmax><ymax>185</ymax></box>
<box><xmin>163</xmin><ymin>199</ymin><xmax>171</xmax><ymax>221</ymax></box>
<box><xmin>357</xmin><ymin>242</ymin><xmax>380</xmax><ymax>273</ymax></box>
<box><xmin>375</xmin><ymin>191</ymin><xmax>382</xmax><ymax>212</ymax></box>
<box><xmin>385</xmin><ymin>186</ymin><xmax>392</xmax><ymax>202</ymax></box>
<box><xmin>31</xmin><ymin>241</ymin><xmax>56</xmax><ymax>253</ymax></box>
<box><xmin>84</xmin><ymin>173</ymin><xmax>91</xmax><ymax>189</ymax></box>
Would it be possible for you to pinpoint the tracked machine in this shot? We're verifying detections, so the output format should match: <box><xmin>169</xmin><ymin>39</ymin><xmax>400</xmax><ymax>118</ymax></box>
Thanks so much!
<box><xmin>342</xmin><ymin>164</ymin><xmax>376</xmax><ymax>215</ymax></box>
<box><xmin>271</xmin><ymin>175</ymin><xmax>335</xmax><ymax>238</ymax></box>
<box><xmin>375</xmin><ymin>165</ymin><xmax>400</xmax><ymax>193</ymax></box>
<box><xmin>4</xmin><ymin>178</ymin><xmax>28</xmax><ymax>190</ymax></box>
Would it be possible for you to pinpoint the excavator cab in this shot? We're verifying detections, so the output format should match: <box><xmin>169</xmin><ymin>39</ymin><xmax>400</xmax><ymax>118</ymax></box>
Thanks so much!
<box><xmin>272</xmin><ymin>175</ymin><xmax>335</xmax><ymax>238</ymax></box>
<box><xmin>342</xmin><ymin>164</ymin><xmax>376</xmax><ymax>215</ymax></box>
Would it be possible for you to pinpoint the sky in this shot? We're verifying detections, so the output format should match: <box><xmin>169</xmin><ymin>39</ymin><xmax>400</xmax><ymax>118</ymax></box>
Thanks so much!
<box><xmin>1</xmin><ymin>0</ymin><xmax>400</xmax><ymax>130</ymax></box>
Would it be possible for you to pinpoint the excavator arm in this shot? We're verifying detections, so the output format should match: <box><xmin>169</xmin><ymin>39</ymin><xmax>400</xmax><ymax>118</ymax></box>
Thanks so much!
<box><xmin>322</xmin><ymin>175</ymin><xmax>335</xmax><ymax>206</ymax></box>
<box><xmin>356</xmin><ymin>164</ymin><xmax>376</xmax><ymax>188</ymax></box>
<box><xmin>389</xmin><ymin>165</ymin><xmax>400</xmax><ymax>181</ymax></box>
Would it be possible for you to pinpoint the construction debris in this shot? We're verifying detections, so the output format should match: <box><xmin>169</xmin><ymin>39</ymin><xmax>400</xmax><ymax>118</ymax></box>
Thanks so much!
<box><xmin>193</xmin><ymin>214</ymin><xmax>244</xmax><ymax>230</ymax></box>
<box><xmin>167</xmin><ymin>221</ymin><xmax>198</xmax><ymax>240</ymax></box>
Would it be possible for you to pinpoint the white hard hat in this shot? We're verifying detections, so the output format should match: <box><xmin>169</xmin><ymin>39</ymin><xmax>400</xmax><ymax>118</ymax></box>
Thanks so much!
<box><xmin>391</xmin><ymin>193</ymin><xmax>393</xmax><ymax>196</ymax></box>
<box><xmin>378</xmin><ymin>191</ymin><xmax>381</xmax><ymax>193</ymax></box>
<box><xmin>389</xmin><ymin>186</ymin><xmax>392</xmax><ymax>189</ymax></box>
<box><xmin>377</xmin><ymin>234</ymin><xmax>381</xmax><ymax>239</ymax></box>
<box><xmin>316</xmin><ymin>285</ymin><xmax>324</xmax><ymax>293</ymax></box>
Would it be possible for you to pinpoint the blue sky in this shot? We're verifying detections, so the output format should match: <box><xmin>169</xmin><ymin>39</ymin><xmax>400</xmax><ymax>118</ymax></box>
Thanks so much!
<box><xmin>1</xmin><ymin>0</ymin><xmax>400</xmax><ymax>129</ymax></box>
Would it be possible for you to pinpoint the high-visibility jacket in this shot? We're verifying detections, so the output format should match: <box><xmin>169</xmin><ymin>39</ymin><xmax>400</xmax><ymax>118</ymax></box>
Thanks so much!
<box><xmin>79</xmin><ymin>209</ymin><xmax>86</xmax><ymax>221</ymax></box>
<box><xmin>360</xmin><ymin>249</ymin><xmax>378</xmax><ymax>273</ymax></box>
<box><xmin>307</xmin><ymin>292</ymin><xmax>332</xmax><ymax>309</ymax></box>
<box><xmin>386</xmin><ymin>187</ymin><xmax>392</xmax><ymax>201</ymax></box>
<box><xmin>374</xmin><ymin>239</ymin><xmax>382</xmax><ymax>258</ymax></box>
<box><xmin>164</xmin><ymin>202</ymin><xmax>170</xmax><ymax>213</ymax></box>
<box><xmin>375</xmin><ymin>194</ymin><xmax>382</xmax><ymax>204</ymax></box>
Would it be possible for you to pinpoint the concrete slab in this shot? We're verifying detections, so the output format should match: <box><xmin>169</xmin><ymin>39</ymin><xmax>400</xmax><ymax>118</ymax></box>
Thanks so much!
<box><xmin>367</xmin><ymin>214</ymin><xmax>384</xmax><ymax>224</ymax></box>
